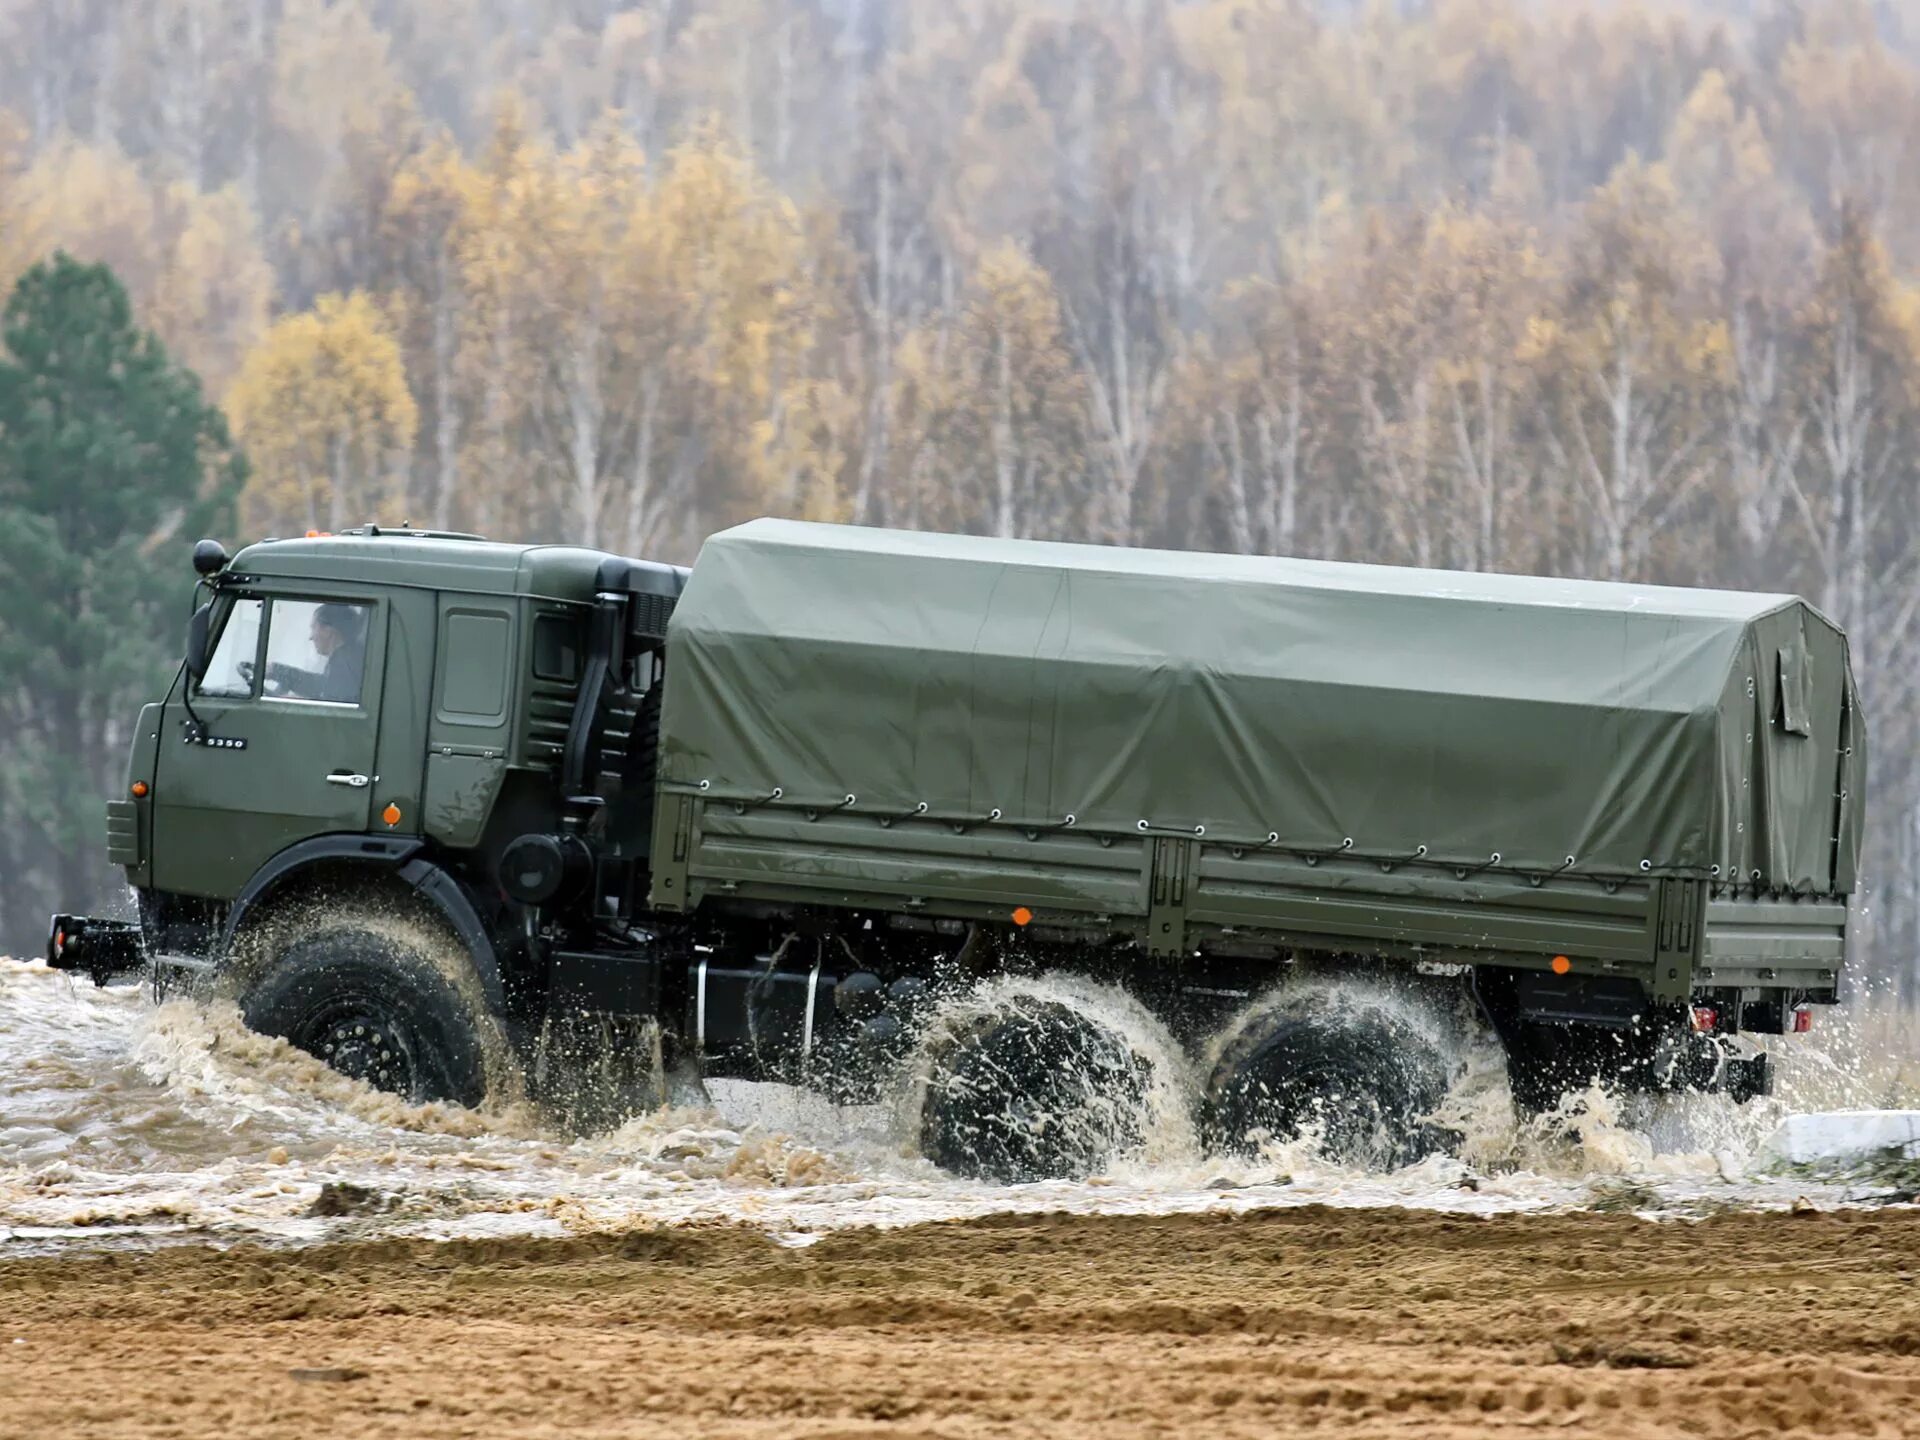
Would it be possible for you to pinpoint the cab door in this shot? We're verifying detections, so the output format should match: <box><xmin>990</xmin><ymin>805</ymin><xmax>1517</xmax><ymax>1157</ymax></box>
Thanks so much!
<box><xmin>151</xmin><ymin>591</ymin><xmax>387</xmax><ymax>899</ymax></box>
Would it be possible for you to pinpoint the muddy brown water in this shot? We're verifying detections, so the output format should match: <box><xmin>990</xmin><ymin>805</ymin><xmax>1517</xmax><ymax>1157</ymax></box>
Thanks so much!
<box><xmin>6</xmin><ymin>957</ymin><xmax>1920</xmax><ymax>1436</ymax></box>
<box><xmin>6</xmin><ymin>958</ymin><xmax>1917</xmax><ymax>1255</ymax></box>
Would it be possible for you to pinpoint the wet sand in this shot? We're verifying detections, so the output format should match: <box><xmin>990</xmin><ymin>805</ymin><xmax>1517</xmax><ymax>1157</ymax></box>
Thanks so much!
<box><xmin>5</xmin><ymin>1205</ymin><xmax>1920</xmax><ymax>1439</ymax></box>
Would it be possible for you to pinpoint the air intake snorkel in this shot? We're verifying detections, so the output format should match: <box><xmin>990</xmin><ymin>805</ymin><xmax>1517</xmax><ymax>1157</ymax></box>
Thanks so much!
<box><xmin>561</xmin><ymin>586</ymin><xmax>629</xmax><ymax>807</ymax></box>
<box><xmin>559</xmin><ymin>555</ymin><xmax>689</xmax><ymax>807</ymax></box>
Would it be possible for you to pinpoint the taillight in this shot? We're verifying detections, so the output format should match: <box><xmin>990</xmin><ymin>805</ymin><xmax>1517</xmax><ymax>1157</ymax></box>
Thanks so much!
<box><xmin>1792</xmin><ymin>1004</ymin><xmax>1814</xmax><ymax>1034</ymax></box>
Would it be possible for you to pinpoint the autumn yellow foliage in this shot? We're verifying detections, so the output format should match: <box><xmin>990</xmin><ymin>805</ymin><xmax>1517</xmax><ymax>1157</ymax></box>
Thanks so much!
<box><xmin>227</xmin><ymin>292</ymin><xmax>417</xmax><ymax>537</ymax></box>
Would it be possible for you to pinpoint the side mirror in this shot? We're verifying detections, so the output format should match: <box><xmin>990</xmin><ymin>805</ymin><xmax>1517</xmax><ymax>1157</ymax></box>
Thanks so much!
<box><xmin>192</xmin><ymin>538</ymin><xmax>229</xmax><ymax>577</ymax></box>
<box><xmin>185</xmin><ymin>603</ymin><xmax>213</xmax><ymax>681</ymax></box>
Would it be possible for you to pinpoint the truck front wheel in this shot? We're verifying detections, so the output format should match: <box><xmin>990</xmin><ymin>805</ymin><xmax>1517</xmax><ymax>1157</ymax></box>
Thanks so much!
<box><xmin>237</xmin><ymin>922</ymin><xmax>493</xmax><ymax>1108</ymax></box>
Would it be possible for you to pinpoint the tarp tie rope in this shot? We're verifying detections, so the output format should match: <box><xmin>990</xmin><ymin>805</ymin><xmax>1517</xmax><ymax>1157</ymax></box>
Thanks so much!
<box><xmin>947</xmin><ymin>807</ymin><xmax>1003</xmax><ymax>834</ymax></box>
<box><xmin>1023</xmin><ymin>814</ymin><xmax>1078</xmax><ymax>838</ymax></box>
<box><xmin>1516</xmin><ymin>855</ymin><xmax>1578</xmax><ymax>888</ymax></box>
<box><xmin>1297</xmin><ymin>837</ymin><xmax>1355</xmax><ymax>867</ymax></box>
<box><xmin>1452</xmin><ymin>852</ymin><xmax>1503</xmax><ymax>880</ymax></box>
<box><xmin>879</xmin><ymin>801</ymin><xmax>931</xmax><ymax>829</ymax></box>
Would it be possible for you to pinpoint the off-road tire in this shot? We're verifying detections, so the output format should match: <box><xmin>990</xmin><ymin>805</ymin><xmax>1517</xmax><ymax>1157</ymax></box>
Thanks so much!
<box><xmin>919</xmin><ymin>1001</ymin><xmax>1150</xmax><ymax>1183</ymax></box>
<box><xmin>1204</xmin><ymin>1006</ymin><xmax>1449</xmax><ymax>1167</ymax></box>
<box><xmin>238</xmin><ymin>923</ymin><xmax>492</xmax><ymax>1108</ymax></box>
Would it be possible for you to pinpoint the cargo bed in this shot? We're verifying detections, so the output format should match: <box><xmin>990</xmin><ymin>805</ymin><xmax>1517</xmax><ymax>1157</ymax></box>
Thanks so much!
<box><xmin>651</xmin><ymin>521</ymin><xmax>1860</xmax><ymax>1011</ymax></box>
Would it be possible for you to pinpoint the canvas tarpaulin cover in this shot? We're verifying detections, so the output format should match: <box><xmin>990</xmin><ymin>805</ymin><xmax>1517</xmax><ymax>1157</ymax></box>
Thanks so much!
<box><xmin>660</xmin><ymin>520</ymin><xmax>1861</xmax><ymax>889</ymax></box>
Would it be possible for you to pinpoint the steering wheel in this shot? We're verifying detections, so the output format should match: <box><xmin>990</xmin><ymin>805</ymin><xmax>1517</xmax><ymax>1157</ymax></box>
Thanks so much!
<box><xmin>238</xmin><ymin>659</ymin><xmax>289</xmax><ymax>696</ymax></box>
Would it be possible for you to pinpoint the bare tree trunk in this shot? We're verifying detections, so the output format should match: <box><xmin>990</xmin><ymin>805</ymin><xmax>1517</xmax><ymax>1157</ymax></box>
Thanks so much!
<box><xmin>431</xmin><ymin>263</ymin><xmax>460</xmax><ymax>531</ymax></box>
<box><xmin>992</xmin><ymin>330</ymin><xmax>1016</xmax><ymax>538</ymax></box>
<box><xmin>1360</xmin><ymin>365</ymin><xmax>1435</xmax><ymax>567</ymax></box>
<box><xmin>1449</xmin><ymin>361</ymin><xmax>1506</xmax><ymax>572</ymax></box>
<box><xmin>327</xmin><ymin>433</ymin><xmax>347</xmax><ymax>533</ymax></box>
<box><xmin>1727</xmin><ymin>311</ymin><xmax>1798</xmax><ymax>583</ymax></box>
<box><xmin>852</xmin><ymin>164</ymin><xmax>893</xmax><ymax>526</ymax></box>
<box><xmin>1255</xmin><ymin>366</ymin><xmax>1302</xmax><ymax>555</ymax></box>
<box><xmin>472</xmin><ymin>308</ymin><xmax>514</xmax><ymax>539</ymax></box>
<box><xmin>623</xmin><ymin>368</ymin><xmax>664</xmax><ymax>555</ymax></box>
<box><xmin>1212</xmin><ymin>408</ymin><xmax>1251</xmax><ymax>553</ymax></box>
<box><xmin>566</xmin><ymin>325</ymin><xmax>604</xmax><ymax>547</ymax></box>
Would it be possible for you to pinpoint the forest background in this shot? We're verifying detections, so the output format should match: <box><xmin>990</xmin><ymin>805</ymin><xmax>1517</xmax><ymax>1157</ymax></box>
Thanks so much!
<box><xmin>2</xmin><ymin>0</ymin><xmax>1918</xmax><ymax>1001</ymax></box>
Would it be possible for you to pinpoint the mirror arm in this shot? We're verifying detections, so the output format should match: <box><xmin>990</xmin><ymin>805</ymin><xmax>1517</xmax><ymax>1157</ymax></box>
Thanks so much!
<box><xmin>175</xmin><ymin>658</ymin><xmax>207</xmax><ymax>742</ymax></box>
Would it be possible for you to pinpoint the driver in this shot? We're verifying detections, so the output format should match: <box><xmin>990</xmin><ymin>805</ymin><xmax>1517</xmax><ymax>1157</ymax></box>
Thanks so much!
<box><xmin>268</xmin><ymin>604</ymin><xmax>366</xmax><ymax>702</ymax></box>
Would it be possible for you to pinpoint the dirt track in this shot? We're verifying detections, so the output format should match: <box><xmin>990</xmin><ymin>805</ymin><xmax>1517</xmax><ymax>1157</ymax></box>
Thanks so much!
<box><xmin>4</xmin><ymin>1206</ymin><xmax>1920</xmax><ymax>1439</ymax></box>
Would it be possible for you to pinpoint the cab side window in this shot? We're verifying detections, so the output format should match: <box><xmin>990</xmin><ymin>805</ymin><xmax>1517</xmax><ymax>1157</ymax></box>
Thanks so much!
<box><xmin>197</xmin><ymin>598</ymin><xmax>264</xmax><ymax>698</ymax></box>
<box><xmin>262</xmin><ymin>599</ymin><xmax>372</xmax><ymax>706</ymax></box>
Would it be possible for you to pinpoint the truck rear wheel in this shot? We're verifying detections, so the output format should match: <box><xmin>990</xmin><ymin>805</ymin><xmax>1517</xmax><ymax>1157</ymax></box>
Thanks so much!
<box><xmin>918</xmin><ymin>1001</ymin><xmax>1150</xmax><ymax>1183</ymax></box>
<box><xmin>1205</xmin><ymin>1005</ymin><xmax>1449</xmax><ymax>1168</ymax></box>
<box><xmin>237</xmin><ymin>921</ymin><xmax>493</xmax><ymax>1108</ymax></box>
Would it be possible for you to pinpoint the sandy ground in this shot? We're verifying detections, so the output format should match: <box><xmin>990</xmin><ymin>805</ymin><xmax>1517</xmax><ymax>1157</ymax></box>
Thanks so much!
<box><xmin>4</xmin><ymin>1206</ymin><xmax>1920</xmax><ymax>1439</ymax></box>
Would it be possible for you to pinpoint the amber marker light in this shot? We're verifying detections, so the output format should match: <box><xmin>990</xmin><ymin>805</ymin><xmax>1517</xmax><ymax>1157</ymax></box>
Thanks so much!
<box><xmin>1011</xmin><ymin>906</ymin><xmax>1033</xmax><ymax>927</ymax></box>
<box><xmin>130</xmin><ymin>781</ymin><xmax>149</xmax><ymax>798</ymax></box>
<box><xmin>1551</xmin><ymin>955</ymin><xmax>1572</xmax><ymax>975</ymax></box>
<box><xmin>382</xmin><ymin>803</ymin><xmax>402</xmax><ymax>827</ymax></box>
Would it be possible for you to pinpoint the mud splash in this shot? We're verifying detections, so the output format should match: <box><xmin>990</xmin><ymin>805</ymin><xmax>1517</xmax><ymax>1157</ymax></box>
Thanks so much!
<box><xmin>2</xmin><ymin>957</ymin><xmax>1915</xmax><ymax>1256</ymax></box>
<box><xmin>898</xmin><ymin>972</ymin><xmax>1203</xmax><ymax>1176</ymax></box>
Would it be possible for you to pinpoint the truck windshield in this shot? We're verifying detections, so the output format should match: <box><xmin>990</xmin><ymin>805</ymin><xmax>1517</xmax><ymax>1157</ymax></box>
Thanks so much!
<box><xmin>197</xmin><ymin>598</ymin><xmax>263</xmax><ymax>698</ymax></box>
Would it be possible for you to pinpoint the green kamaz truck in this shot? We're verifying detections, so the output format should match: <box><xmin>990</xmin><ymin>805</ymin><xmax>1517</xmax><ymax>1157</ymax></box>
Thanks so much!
<box><xmin>49</xmin><ymin>520</ymin><xmax>1862</xmax><ymax>1177</ymax></box>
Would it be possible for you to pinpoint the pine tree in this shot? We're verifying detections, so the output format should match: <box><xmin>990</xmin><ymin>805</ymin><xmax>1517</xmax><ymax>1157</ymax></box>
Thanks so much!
<box><xmin>0</xmin><ymin>252</ymin><xmax>244</xmax><ymax>952</ymax></box>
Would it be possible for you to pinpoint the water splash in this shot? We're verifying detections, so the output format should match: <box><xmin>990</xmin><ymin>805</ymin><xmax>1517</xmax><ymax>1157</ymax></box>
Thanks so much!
<box><xmin>2</xmin><ymin>956</ymin><xmax>1914</xmax><ymax>1256</ymax></box>
<box><xmin>897</xmin><ymin>972</ymin><xmax>1202</xmax><ymax>1175</ymax></box>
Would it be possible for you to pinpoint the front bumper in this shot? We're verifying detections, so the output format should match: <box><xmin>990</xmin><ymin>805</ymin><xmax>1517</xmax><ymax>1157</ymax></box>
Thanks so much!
<box><xmin>46</xmin><ymin>913</ymin><xmax>145</xmax><ymax>985</ymax></box>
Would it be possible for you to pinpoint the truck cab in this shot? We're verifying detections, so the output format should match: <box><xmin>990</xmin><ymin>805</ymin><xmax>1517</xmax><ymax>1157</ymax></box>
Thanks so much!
<box><xmin>128</xmin><ymin>532</ymin><xmax>675</xmax><ymax>909</ymax></box>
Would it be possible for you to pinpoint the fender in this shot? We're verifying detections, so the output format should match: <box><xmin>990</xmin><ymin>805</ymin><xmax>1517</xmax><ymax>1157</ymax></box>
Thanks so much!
<box><xmin>222</xmin><ymin>834</ymin><xmax>509</xmax><ymax>1016</ymax></box>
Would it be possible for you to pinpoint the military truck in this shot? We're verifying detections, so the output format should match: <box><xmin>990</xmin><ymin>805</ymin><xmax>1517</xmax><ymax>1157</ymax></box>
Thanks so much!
<box><xmin>49</xmin><ymin>520</ymin><xmax>1861</xmax><ymax>1178</ymax></box>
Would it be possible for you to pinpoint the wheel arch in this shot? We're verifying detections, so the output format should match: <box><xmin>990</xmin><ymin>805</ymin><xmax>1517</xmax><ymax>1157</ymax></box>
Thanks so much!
<box><xmin>221</xmin><ymin>834</ymin><xmax>509</xmax><ymax>1016</ymax></box>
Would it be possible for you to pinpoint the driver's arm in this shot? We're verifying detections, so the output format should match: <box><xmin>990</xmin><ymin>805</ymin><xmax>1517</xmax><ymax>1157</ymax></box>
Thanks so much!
<box><xmin>266</xmin><ymin>661</ymin><xmax>324</xmax><ymax>698</ymax></box>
